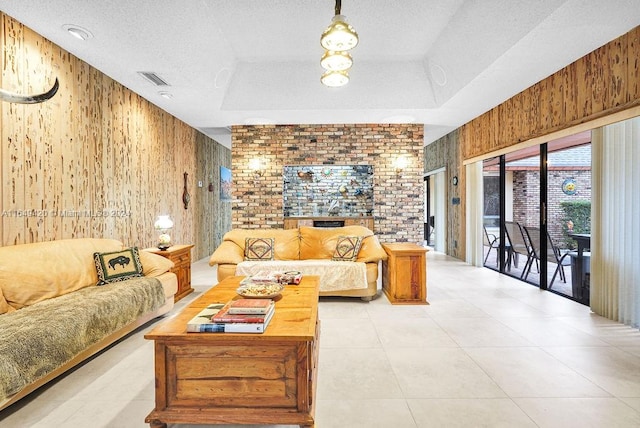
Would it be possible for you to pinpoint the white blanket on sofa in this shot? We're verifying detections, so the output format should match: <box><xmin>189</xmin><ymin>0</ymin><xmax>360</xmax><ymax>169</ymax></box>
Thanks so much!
<box><xmin>236</xmin><ymin>259</ymin><xmax>368</xmax><ymax>291</ymax></box>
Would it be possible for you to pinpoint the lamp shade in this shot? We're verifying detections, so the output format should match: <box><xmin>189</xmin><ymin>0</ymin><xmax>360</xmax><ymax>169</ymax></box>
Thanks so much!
<box><xmin>320</xmin><ymin>15</ymin><xmax>358</xmax><ymax>51</ymax></box>
<box><xmin>154</xmin><ymin>215</ymin><xmax>173</xmax><ymax>231</ymax></box>
<box><xmin>321</xmin><ymin>70</ymin><xmax>349</xmax><ymax>87</ymax></box>
<box><xmin>320</xmin><ymin>50</ymin><xmax>353</xmax><ymax>71</ymax></box>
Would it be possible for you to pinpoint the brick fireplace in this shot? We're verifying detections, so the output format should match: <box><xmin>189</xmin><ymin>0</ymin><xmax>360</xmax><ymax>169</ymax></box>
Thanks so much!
<box><xmin>231</xmin><ymin>124</ymin><xmax>424</xmax><ymax>243</ymax></box>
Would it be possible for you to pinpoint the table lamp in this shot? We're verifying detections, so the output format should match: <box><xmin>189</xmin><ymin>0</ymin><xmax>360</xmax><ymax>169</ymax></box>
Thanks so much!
<box><xmin>154</xmin><ymin>215</ymin><xmax>174</xmax><ymax>250</ymax></box>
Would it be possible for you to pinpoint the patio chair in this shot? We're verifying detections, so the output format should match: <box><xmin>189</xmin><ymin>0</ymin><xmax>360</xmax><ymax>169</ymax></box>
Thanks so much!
<box><xmin>521</xmin><ymin>226</ymin><xmax>572</xmax><ymax>288</ymax></box>
<box><xmin>483</xmin><ymin>226</ymin><xmax>500</xmax><ymax>265</ymax></box>
<box><xmin>504</xmin><ymin>221</ymin><xmax>531</xmax><ymax>274</ymax></box>
<box><xmin>546</xmin><ymin>231</ymin><xmax>573</xmax><ymax>288</ymax></box>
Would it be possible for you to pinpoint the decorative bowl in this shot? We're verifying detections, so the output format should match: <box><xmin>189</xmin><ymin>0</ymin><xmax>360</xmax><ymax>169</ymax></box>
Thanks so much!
<box><xmin>236</xmin><ymin>283</ymin><xmax>284</xmax><ymax>299</ymax></box>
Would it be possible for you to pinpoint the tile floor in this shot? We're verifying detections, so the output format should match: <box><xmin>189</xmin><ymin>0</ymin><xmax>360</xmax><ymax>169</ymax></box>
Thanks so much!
<box><xmin>483</xmin><ymin>245</ymin><xmax>575</xmax><ymax>298</ymax></box>
<box><xmin>2</xmin><ymin>251</ymin><xmax>640</xmax><ymax>427</ymax></box>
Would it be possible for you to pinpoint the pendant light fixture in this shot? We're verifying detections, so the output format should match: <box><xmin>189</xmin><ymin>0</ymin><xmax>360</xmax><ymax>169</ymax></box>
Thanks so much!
<box><xmin>320</xmin><ymin>50</ymin><xmax>353</xmax><ymax>71</ymax></box>
<box><xmin>320</xmin><ymin>0</ymin><xmax>358</xmax><ymax>87</ymax></box>
<box><xmin>321</xmin><ymin>69</ymin><xmax>350</xmax><ymax>87</ymax></box>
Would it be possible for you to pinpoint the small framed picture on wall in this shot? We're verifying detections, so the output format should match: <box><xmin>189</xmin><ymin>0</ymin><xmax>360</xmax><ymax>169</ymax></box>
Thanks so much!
<box><xmin>220</xmin><ymin>166</ymin><xmax>232</xmax><ymax>202</ymax></box>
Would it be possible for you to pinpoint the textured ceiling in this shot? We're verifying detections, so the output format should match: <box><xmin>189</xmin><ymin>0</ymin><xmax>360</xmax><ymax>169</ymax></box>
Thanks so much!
<box><xmin>1</xmin><ymin>0</ymin><xmax>639</xmax><ymax>148</ymax></box>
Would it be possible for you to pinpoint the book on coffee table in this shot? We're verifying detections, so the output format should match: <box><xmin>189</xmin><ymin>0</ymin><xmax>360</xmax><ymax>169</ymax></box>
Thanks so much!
<box><xmin>186</xmin><ymin>301</ymin><xmax>275</xmax><ymax>333</ymax></box>
<box><xmin>186</xmin><ymin>303</ymin><xmax>226</xmax><ymax>332</ymax></box>
<box><xmin>212</xmin><ymin>300</ymin><xmax>275</xmax><ymax>323</ymax></box>
<box><xmin>228</xmin><ymin>298</ymin><xmax>274</xmax><ymax>314</ymax></box>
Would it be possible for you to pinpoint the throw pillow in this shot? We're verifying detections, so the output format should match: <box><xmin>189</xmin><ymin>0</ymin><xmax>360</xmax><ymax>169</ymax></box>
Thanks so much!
<box><xmin>332</xmin><ymin>236</ymin><xmax>363</xmax><ymax>262</ymax></box>
<box><xmin>244</xmin><ymin>237</ymin><xmax>275</xmax><ymax>261</ymax></box>
<box><xmin>139</xmin><ymin>250</ymin><xmax>175</xmax><ymax>277</ymax></box>
<box><xmin>94</xmin><ymin>247</ymin><xmax>143</xmax><ymax>285</ymax></box>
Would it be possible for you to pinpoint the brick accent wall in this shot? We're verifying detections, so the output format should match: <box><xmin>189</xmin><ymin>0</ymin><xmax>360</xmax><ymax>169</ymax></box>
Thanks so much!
<box><xmin>231</xmin><ymin>124</ymin><xmax>424</xmax><ymax>243</ymax></box>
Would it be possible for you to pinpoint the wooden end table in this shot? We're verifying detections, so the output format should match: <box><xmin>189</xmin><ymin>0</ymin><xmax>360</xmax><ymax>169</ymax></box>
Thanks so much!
<box><xmin>381</xmin><ymin>243</ymin><xmax>429</xmax><ymax>304</ymax></box>
<box><xmin>144</xmin><ymin>275</ymin><xmax>320</xmax><ymax>428</ymax></box>
<box><xmin>144</xmin><ymin>244</ymin><xmax>194</xmax><ymax>302</ymax></box>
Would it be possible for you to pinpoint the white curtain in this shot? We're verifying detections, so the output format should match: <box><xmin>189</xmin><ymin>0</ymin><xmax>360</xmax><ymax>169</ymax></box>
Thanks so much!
<box><xmin>466</xmin><ymin>162</ymin><xmax>484</xmax><ymax>266</ymax></box>
<box><xmin>591</xmin><ymin>117</ymin><xmax>640</xmax><ymax>328</ymax></box>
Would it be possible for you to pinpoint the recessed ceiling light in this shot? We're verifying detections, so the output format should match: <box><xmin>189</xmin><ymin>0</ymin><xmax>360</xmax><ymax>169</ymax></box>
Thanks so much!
<box><xmin>430</xmin><ymin>64</ymin><xmax>448</xmax><ymax>87</ymax></box>
<box><xmin>158</xmin><ymin>91</ymin><xmax>173</xmax><ymax>100</ymax></box>
<box><xmin>62</xmin><ymin>24</ymin><xmax>93</xmax><ymax>41</ymax></box>
<box><xmin>214</xmin><ymin>67</ymin><xmax>231</xmax><ymax>89</ymax></box>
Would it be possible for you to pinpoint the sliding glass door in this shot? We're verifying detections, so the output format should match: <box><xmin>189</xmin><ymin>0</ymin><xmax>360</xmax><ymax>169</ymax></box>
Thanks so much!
<box><xmin>482</xmin><ymin>158</ymin><xmax>501</xmax><ymax>269</ymax></box>
<box><xmin>481</xmin><ymin>131</ymin><xmax>592</xmax><ymax>304</ymax></box>
<box><xmin>482</xmin><ymin>147</ymin><xmax>544</xmax><ymax>285</ymax></box>
<box><xmin>503</xmin><ymin>146</ymin><xmax>543</xmax><ymax>285</ymax></box>
<box><xmin>544</xmin><ymin>133</ymin><xmax>592</xmax><ymax>302</ymax></box>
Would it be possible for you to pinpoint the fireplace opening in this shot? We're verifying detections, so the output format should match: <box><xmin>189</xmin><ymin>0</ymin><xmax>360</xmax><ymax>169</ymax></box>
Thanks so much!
<box><xmin>313</xmin><ymin>220</ymin><xmax>345</xmax><ymax>228</ymax></box>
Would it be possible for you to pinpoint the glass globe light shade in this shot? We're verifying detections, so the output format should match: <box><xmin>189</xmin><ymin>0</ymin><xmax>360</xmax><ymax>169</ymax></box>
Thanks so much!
<box><xmin>320</xmin><ymin>15</ymin><xmax>358</xmax><ymax>51</ymax></box>
<box><xmin>154</xmin><ymin>215</ymin><xmax>173</xmax><ymax>231</ymax></box>
<box><xmin>320</xmin><ymin>50</ymin><xmax>353</xmax><ymax>71</ymax></box>
<box><xmin>321</xmin><ymin>70</ymin><xmax>349</xmax><ymax>87</ymax></box>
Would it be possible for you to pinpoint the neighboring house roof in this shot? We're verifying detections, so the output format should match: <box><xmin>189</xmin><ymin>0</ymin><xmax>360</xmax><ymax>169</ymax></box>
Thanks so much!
<box><xmin>507</xmin><ymin>144</ymin><xmax>591</xmax><ymax>169</ymax></box>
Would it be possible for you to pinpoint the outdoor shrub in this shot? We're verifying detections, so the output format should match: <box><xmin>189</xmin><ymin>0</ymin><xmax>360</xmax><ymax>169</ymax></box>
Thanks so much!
<box><xmin>560</xmin><ymin>200</ymin><xmax>591</xmax><ymax>248</ymax></box>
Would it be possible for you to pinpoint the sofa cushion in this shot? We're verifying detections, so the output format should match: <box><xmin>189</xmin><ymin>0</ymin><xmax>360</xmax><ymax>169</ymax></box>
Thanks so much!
<box><xmin>0</xmin><ymin>238</ymin><xmax>125</xmax><ymax>309</ymax></box>
<box><xmin>299</xmin><ymin>225</ymin><xmax>373</xmax><ymax>260</ymax></box>
<box><xmin>94</xmin><ymin>247</ymin><xmax>144</xmax><ymax>285</ymax></box>
<box><xmin>332</xmin><ymin>236</ymin><xmax>363</xmax><ymax>261</ymax></box>
<box><xmin>139</xmin><ymin>250</ymin><xmax>175</xmax><ymax>277</ymax></box>
<box><xmin>244</xmin><ymin>237</ymin><xmax>275</xmax><ymax>261</ymax></box>
<box><xmin>220</xmin><ymin>228</ymin><xmax>300</xmax><ymax>261</ymax></box>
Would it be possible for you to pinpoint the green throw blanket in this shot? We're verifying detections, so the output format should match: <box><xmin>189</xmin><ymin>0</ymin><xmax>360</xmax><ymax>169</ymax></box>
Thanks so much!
<box><xmin>0</xmin><ymin>277</ymin><xmax>165</xmax><ymax>402</ymax></box>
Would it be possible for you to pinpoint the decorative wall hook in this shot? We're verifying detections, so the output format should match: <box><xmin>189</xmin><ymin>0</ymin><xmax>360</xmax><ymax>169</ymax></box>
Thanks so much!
<box><xmin>0</xmin><ymin>78</ymin><xmax>59</xmax><ymax>104</ymax></box>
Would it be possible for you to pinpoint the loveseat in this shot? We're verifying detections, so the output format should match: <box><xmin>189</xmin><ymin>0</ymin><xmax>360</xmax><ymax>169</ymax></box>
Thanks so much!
<box><xmin>209</xmin><ymin>225</ymin><xmax>387</xmax><ymax>300</ymax></box>
<box><xmin>0</xmin><ymin>238</ymin><xmax>177</xmax><ymax>411</ymax></box>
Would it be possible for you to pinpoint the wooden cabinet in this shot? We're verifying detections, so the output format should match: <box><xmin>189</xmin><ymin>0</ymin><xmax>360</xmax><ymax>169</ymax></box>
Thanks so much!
<box><xmin>284</xmin><ymin>218</ymin><xmax>313</xmax><ymax>229</ymax></box>
<box><xmin>284</xmin><ymin>216</ymin><xmax>374</xmax><ymax>230</ymax></box>
<box><xmin>344</xmin><ymin>217</ymin><xmax>374</xmax><ymax>229</ymax></box>
<box><xmin>382</xmin><ymin>243</ymin><xmax>428</xmax><ymax>304</ymax></box>
<box><xmin>145</xmin><ymin>244</ymin><xmax>194</xmax><ymax>302</ymax></box>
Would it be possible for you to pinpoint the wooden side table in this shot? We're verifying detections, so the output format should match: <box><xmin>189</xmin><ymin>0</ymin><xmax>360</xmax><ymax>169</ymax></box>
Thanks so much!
<box><xmin>381</xmin><ymin>243</ymin><xmax>428</xmax><ymax>304</ymax></box>
<box><xmin>145</xmin><ymin>244</ymin><xmax>194</xmax><ymax>302</ymax></box>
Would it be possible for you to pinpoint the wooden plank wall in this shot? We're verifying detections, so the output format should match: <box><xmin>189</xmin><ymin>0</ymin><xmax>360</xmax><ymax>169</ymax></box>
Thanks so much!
<box><xmin>461</xmin><ymin>26</ymin><xmax>640</xmax><ymax>159</ymax></box>
<box><xmin>423</xmin><ymin>130</ymin><xmax>464</xmax><ymax>259</ymax></box>
<box><xmin>0</xmin><ymin>13</ymin><xmax>231</xmax><ymax>260</ymax></box>
<box><xmin>426</xmin><ymin>26</ymin><xmax>639</xmax><ymax>260</ymax></box>
<box><xmin>194</xmin><ymin>131</ymin><xmax>232</xmax><ymax>259</ymax></box>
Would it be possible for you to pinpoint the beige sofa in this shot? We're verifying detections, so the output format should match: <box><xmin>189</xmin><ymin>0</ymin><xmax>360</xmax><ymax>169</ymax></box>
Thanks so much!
<box><xmin>0</xmin><ymin>238</ymin><xmax>177</xmax><ymax>411</ymax></box>
<box><xmin>209</xmin><ymin>225</ymin><xmax>387</xmax><ymax>300</ymax></box>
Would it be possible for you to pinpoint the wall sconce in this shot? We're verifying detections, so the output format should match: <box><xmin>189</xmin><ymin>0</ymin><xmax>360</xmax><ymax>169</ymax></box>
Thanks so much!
<box><xmin>249</xmin><ymin>157</ymin><xmax>266</xmax><ymax>177</ymax></box>
<box><xmin>154</xmin><ymin>215</ymin><xmax>173</xmax><ymax>250</ymax></box>
<box><xmin>394</xmin><ymin>155</ymin><xmax>409</xmax><ymax>174</ymax></box>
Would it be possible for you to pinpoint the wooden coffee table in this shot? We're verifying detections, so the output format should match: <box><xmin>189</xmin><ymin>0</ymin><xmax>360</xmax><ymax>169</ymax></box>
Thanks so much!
<box><xmin>144</xmin><ymin>275</ymin><xmax>320</xmax><ymax>428</ymax></box>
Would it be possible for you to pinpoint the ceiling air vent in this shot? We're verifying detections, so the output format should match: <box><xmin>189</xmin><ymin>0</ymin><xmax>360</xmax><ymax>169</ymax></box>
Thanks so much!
<box><xmin>137</xmin><ymin>71</ymin><xmax>170</xmax><ymax>86</ymax></box>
